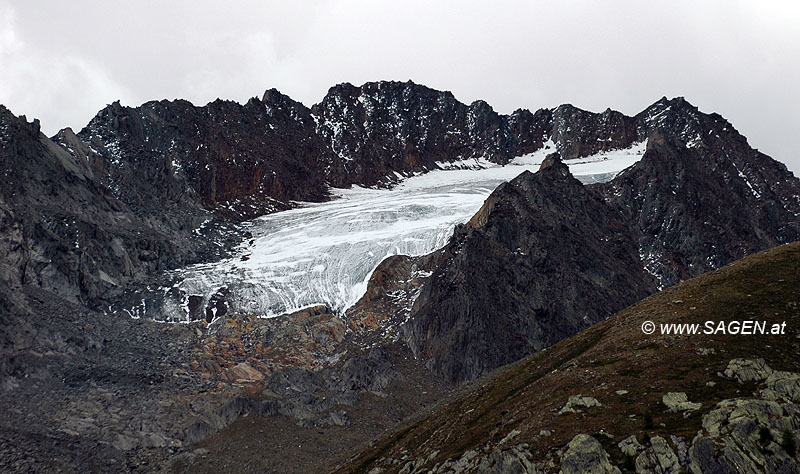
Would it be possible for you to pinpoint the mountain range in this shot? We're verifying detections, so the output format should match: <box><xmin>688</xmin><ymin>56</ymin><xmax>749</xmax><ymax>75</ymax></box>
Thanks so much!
<box><xmin>0</xmin><ymin>80</ymin><xmax>798</xmax><ymax>473</ymax></box>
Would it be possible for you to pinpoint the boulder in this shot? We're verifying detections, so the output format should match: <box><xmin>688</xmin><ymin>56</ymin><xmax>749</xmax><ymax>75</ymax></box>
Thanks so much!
<box><xmin>618</xmin><ymin>435</ymin><xmax>642</xmax><ymax>457</ymax></box>
<box><xmin>475</xmin><ymin>446</ymin><xmax>540</xmax><ymax>474</ymax></box>
<box><xmin>689</xmin><ymin>395</ymin><xmax>800</xmax><ymax>473</ymax></box>
<box><xmin>226</xmin><ymin>362</ymin><xmax>264</xmax><ymax>382</ymax></box>
<box><xmin>662</xmin><ymin>392</ymin><xmax>702</xmax><ymax>413</ymax></box>
<box><xmin>559</xmin><ymin>395</ymin><xmax>602</xmax><ymax>414</ymax></box>
<box><xmin>721</xmin><ymin>358</ymin><xmax>774</xmax><ymax>383</ymax></box>
<box><xmin>634</xmin><ymin>436</ymin><xmax>680</xmax><ymax>473</ymax></box>
<box><xmin>560</xmin><ymin>434</ymin><xmax>621</xmax><ymax>474</ymax></box>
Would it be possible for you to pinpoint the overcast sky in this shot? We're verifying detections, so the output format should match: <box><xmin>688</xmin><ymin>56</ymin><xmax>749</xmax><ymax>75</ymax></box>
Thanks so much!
<box><xmin>1</xmin><ymin>0</ymin><xmax>798</xmax><ymax>172</ymax></box>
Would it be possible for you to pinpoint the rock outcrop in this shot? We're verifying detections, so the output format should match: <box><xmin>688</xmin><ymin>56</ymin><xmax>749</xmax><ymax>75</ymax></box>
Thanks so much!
<box><xmin>634</xmin><ymin>436</ymin><xmax>680</xmax><ymax>474</ymax></box>
<box><xmin>0</xmin><ymin>106</ymin><xmax>216</xmax><ymax>309</ymax></box>
<box><xmin>721</xmin><ymin>358</ymin><xmax>775</xmax><ymax>383</ymax></box>
<box><xmin>405</xmin><ymin>156</ymin><xmax>653</xmax><ymax>382</ymax></box>
<box><xmin>560</xmin><ymin>434</ymin><xmax>620</xmax><ymax>474</ymax></box>
<box><xmin>397</xmin><ymin>111</ymin><xmax>800</xmax><ymax>382</ymax></box>
<box><xmin>689</xmin><ymin>360</ymin><xmax>800</xmax><ymax>473</ymax></box>
<box><xmin>559</xmin><ymin>395</ymin><xmax>603</xmax><ymax>415</ymax></box>
<box><xmin>662</xmin><ymin>392</ymin><xmax>702</xmax><ymax>414</ymax></box>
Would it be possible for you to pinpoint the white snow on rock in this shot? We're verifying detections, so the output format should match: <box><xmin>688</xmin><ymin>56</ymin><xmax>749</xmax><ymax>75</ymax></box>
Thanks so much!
<box><xmin>163</xmin><ymin>141</ymin><xmax>647</xmax><ymax>321</ymax></box>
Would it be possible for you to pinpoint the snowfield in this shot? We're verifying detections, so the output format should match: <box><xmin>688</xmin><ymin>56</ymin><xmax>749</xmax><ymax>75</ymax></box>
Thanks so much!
<box><xmin>165</xmin><ymin>142</ymin><xmax>647</xmax><ymax>321</ymax></box>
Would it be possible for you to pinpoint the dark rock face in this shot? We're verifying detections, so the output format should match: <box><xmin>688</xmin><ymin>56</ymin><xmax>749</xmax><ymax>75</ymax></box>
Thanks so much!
<box><xmin>204</xmin><ymin>287</ymin><xmax>230</xmax><ymax>323</ymax></box>
<box><xmin>605</xmin><ymin>132</ymin><xmax>800</xmax><ymax>287</ymax></box>
<box><xmin>400</xmin><ymin>103</ymin><xmax>800</xmax><ymax>383</ymax></box>
<box><xmin>505</xmin><ymin>108</ymin><xmax>553</xmax><ymax>157</ymax></box>
<box><xmin>551</xmin><ymin>104</ymin><xmax>638</xmax><ymax>159</ymax></box>
<box><xmin>78</xmin><ymin>91</ymin><xmax>334</xmax><ymax>221</ymax></box>
<box><xmin>0</xmin><ymin>106</ymin><xmax>204</xmax><ymax>307</ymax></box>
<box><xmin>311</xmin><ymin>81</ymin><xmax>543</xmax><ymax>185</ymax></box>
<box><xmin>406</xmin><ymin>157</ymin><xmax>655</xmax><ymax>382</ymax></box>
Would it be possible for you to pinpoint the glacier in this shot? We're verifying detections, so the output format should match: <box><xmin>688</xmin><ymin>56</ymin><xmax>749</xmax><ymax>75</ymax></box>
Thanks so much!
<box><xmin>161</xmin><ymin>141</ymin><xmax>647</xmax><ymax>321</ymax></box>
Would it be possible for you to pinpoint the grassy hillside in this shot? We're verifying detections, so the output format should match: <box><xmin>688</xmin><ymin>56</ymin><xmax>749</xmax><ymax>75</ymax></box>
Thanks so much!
<box><xmin>334</xmin><ymin>241</ymin><xmax>800</xmax><ymax>472</ymax></box>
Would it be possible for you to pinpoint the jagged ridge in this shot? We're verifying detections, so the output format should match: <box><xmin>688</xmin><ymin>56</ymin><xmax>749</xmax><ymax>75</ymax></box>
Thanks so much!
<box><xmin>77</xmin><ymin>82</ymin><xmax>765</xmax><ymax>223</ymax></box>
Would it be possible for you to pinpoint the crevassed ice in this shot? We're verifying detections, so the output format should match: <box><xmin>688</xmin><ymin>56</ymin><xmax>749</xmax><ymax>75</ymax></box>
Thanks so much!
<box><xmin>166</xmin><ymin>141</ymin><xmax>647</xmax><ymax>321</ymax></box>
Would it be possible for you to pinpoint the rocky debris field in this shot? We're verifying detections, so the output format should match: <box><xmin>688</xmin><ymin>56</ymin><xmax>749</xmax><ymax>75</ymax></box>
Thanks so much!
<box><xmin>0</xmin><ymin>278</ymin><xmax>455</xmax><ymax>473</ymax></box>
<box><xmin>0</xmin><ymin>284</ymin><xmax>209</xmax><ymax>473</ymax></box>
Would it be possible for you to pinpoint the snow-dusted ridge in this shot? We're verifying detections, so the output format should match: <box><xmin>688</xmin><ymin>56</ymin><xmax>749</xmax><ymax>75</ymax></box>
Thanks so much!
<box><xmin>160</xmin><ymin>141</ymin><xmax>647</xmax><ymax>322</ymax></box>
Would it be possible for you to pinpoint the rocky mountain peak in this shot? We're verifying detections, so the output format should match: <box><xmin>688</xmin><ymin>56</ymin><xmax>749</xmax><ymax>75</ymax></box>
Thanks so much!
<box><xmin>310</xmin><ymin>79</ymin><xmax>515</xmax><ymax>184</ymax></box>
<box><xmin>323</xmin><ymin>80</ymin><xmax>360</xmax><ymax>97</ymax></box>
<box><xmin>0</xmin><ymin>104</ymin><xmax>206</xmax><ymax>306</ymax></box>
<box><xmin>469</xmin><ymin>99</ymin><xmax>494</xmax><ymax>113</ymax></box>
<box><xmin>0</xmin><ymin>107</ymin><xmax>41</xmax><ymax>142</ymax></box>
<box><xmin>550</xmin><ymin>102</ymin><xmax>638</xmax><ymax>159</ymax></box>
<box><xmin>260</xmin><ymin>87</ymin><xmax>302</xmax><ymax>111</ymax></box>
<box><xmin>405</xmin><ymin>156</ymin><xmax>652</xmax><ymax>382</ymax></box>
<box><xmin>77</xmin><ymin>91</ymin><xmax>334</xmax><ymax>221</ymax></box>
<box><xmin>51</xmin><ymin>127</ymin><xmax>100</xmax><ymax>180</ymax></box>
<box><xmin>538</xmin><ymin>151</ymin><xmax>566</xmax><ymax>173</ymax></box>
<box><xmin>0</xmin><ymin>104</ymin><xmax>18</xmax><ymax>127</ymax></box>
<box><xmin>93</xmin><ymin>100</ymin><xmax>131</xmax><ymax>125</ymax></box>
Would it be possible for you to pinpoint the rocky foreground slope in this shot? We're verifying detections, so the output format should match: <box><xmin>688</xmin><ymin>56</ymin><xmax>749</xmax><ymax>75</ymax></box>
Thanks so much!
<box><xmin>335</xmin><ymin>241</ymin><xmax>800</xmax><ymax>473</ymax></box>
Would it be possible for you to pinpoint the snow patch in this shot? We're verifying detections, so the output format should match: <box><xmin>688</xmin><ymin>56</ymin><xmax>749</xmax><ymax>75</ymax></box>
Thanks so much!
<box><xmin>435</xmin><ymin>156</ymin><xmax>493</xmax><ymax>170</ymax></box>
<box><xmin>640</xmin><ymin>248</ymin><xmax>666</xmax><ymax>291</ymax></box>
<box><xmin>732</xmin><ymin>162</ymin><xmax>761</xmax><ymax>198</ymax></box>
<box><xmin>512</xmin><ymin>138</ymin><xmax>647</xmax><ymax>180</ymax></box>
